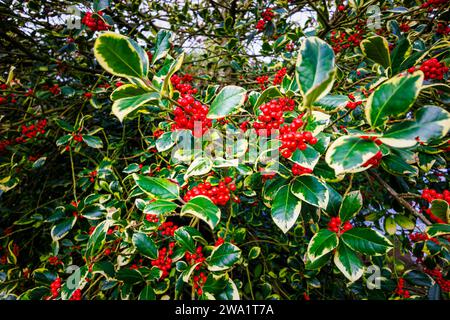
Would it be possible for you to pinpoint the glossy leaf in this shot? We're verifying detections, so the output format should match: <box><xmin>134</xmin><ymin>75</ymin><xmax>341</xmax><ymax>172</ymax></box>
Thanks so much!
<box><xmin>133</xmin><ymin>174</ymin><xmax>179</xmax><ymax>200</ymax></box>
<box><xmin>207</xmin><ymin>85</ymin><xmax>246</xmax><ymax>119</ymax></box>
<box><xmin>271</xmin><ymin>185</ymin><xmax>302</xmax><ymax>233</ymax></box>
<box><xmin>365</xmin><ymin>72</ymin><xmax>423</xmax><ymax>129</ymax></box>
<box><xmin>296</xmin><ymin>36</ymin><xmax>336</xmax><ymax>106</ymax></box>
<box><xmin>180</xmin><ymin>196</ymin><xmax>220</xmax><ymax>230</ymax></box>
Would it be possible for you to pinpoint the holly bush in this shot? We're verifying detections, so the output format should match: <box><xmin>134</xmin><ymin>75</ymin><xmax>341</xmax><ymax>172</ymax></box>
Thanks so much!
<box><xmin>0</xmin><ymin>0</ymin><xmax>449</xmax><ymax>301</ymax></box>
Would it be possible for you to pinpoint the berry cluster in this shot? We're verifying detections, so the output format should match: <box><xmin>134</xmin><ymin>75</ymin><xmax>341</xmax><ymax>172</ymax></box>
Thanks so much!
<box><xmin>172</xmin><ymin>94</ymin><xmax>212</xmax><ymax>137</ymax></box>
<box><xmin>158</xmin><ymin>221</ymin><xmax>179</xmax><ymax>237</ymax></box>
<box><xmin>408</xmin><ymin>58</ymin><xmax>448</xmax><ymax>80</ymax></box>
<box><xmin>15</xmin><ymin>119</ymin><xmax>48</xmax><ymax>144</ymax></box>
<box><xmin>170</xmin><ymin>74</ymin><xmax>197</xmax><ymax>95</ymax></box>
<box><xmin>330</xmin><ymin>23</ymin><xmax>365</xmax><ymax>53</ymax></box>
<box><xmin>81</xmin><ymin>11</ymin><xmax>110</xmax><ymax>31</ymax></box>
<box><xmin>69</xmin><ymin>289</ymin><xmax>82</xmax><ymax>300</ymax></box>
<box><xmin>185</xmin><ymin>246</ymin><xmax>208</xmax><ymax>295</ymax></box>
<box><xmin>362</xmin><ymin>151</ymin><xmax>383</xmax><ymax>168</ymax></box>
<box><xmin>394</xmin><ymin>278</ymin><xmax>410</xmax><ymax>298</ymax></box>
<box><xmin>183</xmin><ymin>177</ymin><xmax>235</xmax><ymax>206</ymax></box>
<box><xmin>48</xmin><ymin>256</ymin><xmax>62</xmax><ymax>266</ymax></box>
<box><xmin>256</xmin><ymin>8</ymin><xmax>274</xmax><ymax>32</ymax></box>
<box><xmin>292</xmin><ymin>163</ymin><xmax>313</xmax><ymax>176</ymax></box>
<box><xmin>424</xmin><ymin>269</ymin><xmax>450</xmax><ymax>292</ymax></box>
<box><xmin>338</xmin><ymin>4</ymin><xmax>346</xmax><ymax>11</ymax></box>
<box><xmin>151</xmin><ymin>242</ymin><xmax>175</xmax><ymax>278</ymax></box>
<box><xmin>421</xmin><ymin>188</ymin><xmax>450</xmax><ymax>203</ymax></box>
<box><xmin>253</xmin><ymin>98</ymin><xmax>295</xmax><ymax>136</ymax></box>
<box><xmin>346</xmin><ymin>95</ymin><xmax>363</xmax><ymax>110</ymax></box>
<box><xmin>146</xmin><ymin>214</ymin><xmax>159</xmax><ymax>223</ymax></box>
<box><xmin>273</xmin><ymin>67</ymin><xmax>287</xmax><ymax>86</ymax></box>
<box><xmin>327</xmin><ymin>216</ymin><xmax>353</xmax><ymax>235</ymax></box>
<box><xmin>399</xmin><ymin>23</ymin><xmax>410</xmax><ymax>32</ymax></box>
<box><xmin>192</xmin><ymin>272</ymin><xmax>207</xmax><ymax>296</ymax></box>
<box><xmin>88</xmin><ymin>170</ymin><xmax>97</xmax><ymax>183</ymax></box>
<box><xmin>83</xmin><ymin>92</ymin><xmax>93</xmax><ymax>99</ymax></box>
<box><xmin>360</xmin><ymin>135</ymin><xmax>382</xmax><ymax>146</ymax></box>
<box><xmin>153</xmin><ymin>129</ymin><xmax>164</xmax><ymax>139</ymax></box>
<box><xmin>0</xmin><ymin>119</ymin><xmax>48</xmax><ymax>152</ymax></box>
<box><xmin>285</xmin><ymin>42</ymin><xmax>294</xmax><ymax>52</ymax></box>
<box><xmin>214</xmin><ymin>237</ymin><xmax>225</xmax><ymax>247</ymax></box>
<box><xmin>48</xmin><ymin>84</ymin><xmax>60</xmax><ymax>95</ymax></box>
<box><xmin>421</xmin><ymin>0</ymin><xmax>449</xmax><ymax>9</ymax></box>
<box><xmin>279</xmin><ymin>115</ymin><xmax>318</xmax><ymax>158</ymax></box>
<box><xmin>50</xmin><ymin>278</ymin><xmax>61</xmax><ymax>298</ymax></box>
<box><xmin>436</xmin><ymin>23</ymin><xmax>450</xmax><ymax>35</ymax></box>
<box><xmin>170</xmin><ymin>74</ymin><xmax>211</xmax><ymax>137</ymax></box>
<box><xmin>185</xmin><ymin>246</ymin><xmax>206</xmax><ymax>268</ymax></box>
<box><xmin>421</xmin><ymin>188</ymin><xmax>449</xmax><ymax>223</ymax></box>
<box><xmin>256</xmin><ymin>75</ymin><xmax>269</xmax><ymax>91</ymax></box>
<box><xmin>409</xmin><ymin>232</ymin><xmax>439</xmax><ymax>244</ymax></box>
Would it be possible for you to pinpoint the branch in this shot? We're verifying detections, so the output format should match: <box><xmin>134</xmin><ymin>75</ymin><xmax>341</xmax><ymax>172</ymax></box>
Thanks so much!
<box><xmin>369</xmin><ymin>171</ymin><xmax>432</xmax><ymax>225</ymax></box>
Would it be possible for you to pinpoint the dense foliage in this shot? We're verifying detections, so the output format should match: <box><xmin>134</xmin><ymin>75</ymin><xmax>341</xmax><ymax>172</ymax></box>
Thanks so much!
<box><xmin>0</xmin><ymin>0</ymin><xmax>449</xmax><ymax>300</ymax></box>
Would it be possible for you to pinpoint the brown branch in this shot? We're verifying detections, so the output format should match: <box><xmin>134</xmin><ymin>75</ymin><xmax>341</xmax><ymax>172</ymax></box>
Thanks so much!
<box><xmin>369</xmin><ymin>171</ymin><xmax>432</xmax><ymax>225</ymax></box>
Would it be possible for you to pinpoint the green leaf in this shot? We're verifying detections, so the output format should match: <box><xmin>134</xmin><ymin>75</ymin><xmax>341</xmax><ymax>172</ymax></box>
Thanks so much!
<box><xmin>184</xmin><ymin>157</ymin><xmax>213</xmax><ymax>180</ymax></box>
<box><xmin>339</xmin><ymin>191</ymin><xmax>363</xmax><ymax>222</ymax></box>
<box><xmin>85</xmin><ymin>220</ymin><xmax>112</xmax><ymax>259</ymax></box>
<box><xmin>248</xmin><ymin>247</ymin><xmax>261</xmax><ymax>260</ymax></box>
<box><xmin>380</xmin><ymin>106</ymin><xmax>450</xmax><ymax>148</ymax></box>
<box><xmin>313</xmin><ymin>94</ymin><xmax>348</xmax><ymax>112</ymax></box>
<box><xmin>430</xmin><ymin>200</ymin><xmax>449</xmax><ymax>224</ymax></box>
<box><xmin>174</xmin><ymin>227</ymin><xmax>196</xmax><ymax>253</ymax></box>
<box><xmin>94</xmin><ymin>0</ymin><xmax>110</xmax><ymax>12</ymax></box>
<box><xmin>155</xmin><ymin>132</ymin><xmax>175</xmax><ymax>152</ymax></box>
<box><xmin>403</xmin><ymin>270</ymin><xmax>433</xmax><ymax>287</ymax></box>
<box><xmin>19</xmin><ymin>287</ymin><xmax>49</xmax><ymax>300</ymax></box>
<box><xmin>55</xmin><ymin>119</ymin><xmax>74</xmax><ymax>131</ymax></box>
<box><xmin>112</xmin><ymin>92</ymin><xmax>160</xmax><ymax>123</ymax></box>
<box><xmin>360</xmin><ymin>36</ymin><xmax>391</xmax><ymax>69</ymax></box>
<box><xmin>110</xmin><ymin>84</ymin><xmax>147</xmax><ymax>101</ymax></box>
<box><xmin>426</xmin><ymin>224</ymin><xmax>450</xmax><ymax>238</ymax></box>
<box><xmin>56</xmin><ymin>134</ymin><xmax>72</xmax><ymax>147</ymax></box>
<box><xmin>207</xmin><ymin>85</ymin><xmax>246</xmax><ymax>119</ymax></box>
<box><xmin>143</xmin><ymin>200</ymin><xmax>177</xmax><ymax>215</ymax></box>
<box><xmin>291</xmin><ymin>174</ymin><xmax>329</xmax><ymax>209</ymax></box>
<box><xmin>139</xmin><ymin>285</ymin><xmax>156</xmax><ymax>300</ymax></box>
<box><xmin>133</xmin><ymin>174</ymin><xmax>179</xmax><ymax>200</ymax></box>
<box><xmin>290</xmin><ymin>145</ymin><xmax>320</xmax><ymax>169</ymax></box>
<box><xmin>394</xmin><ymin>215</ymin><xmax>416</xmax><ymax>230</ymax></box>
<box><xmin>391</xmin><ymin>37</ymin><xmax>411</xmax><ymax>73</ymax></box>
<box><xmin>81</xmin><ymin>204</ymin><xmax>105</xmax><ymax>220</ymax></box>
<box><xmin>305</xmin><ymin>252</ymin><xmax>331</xmax><ymax>270</ymax></box>
<box><xmin>325</xmin><ymin>136</ymin><xmax>380</xmax><ymax>175</ymax></box>
<box><xmin>180</xmin><ymin>196</ymin><xmax>221</xmax><ymax>230</ymax></box>
<box><xmin>254</xmin><ymin>86</ymin><xmax>282</xmax><ymax>110</ymax></box>
<box><xmin>384</xmin><ymin>216</ymin><xmax>397</xmax><ymax>235</ymax></box>
<box><xmin>341</xmin><ymin>228</ymin><xmax>393</xmax><ymax>256</ymax></box>
<box><xmin>94</xmin><ymin>32</ymin><xmax>146</xmax><ymax>79</ymax></box>
<box><xmin>271</xmin><ymin>185</ymin><xmax>302</xmax><ymax>233</ymax></box>
<box><xmin>365</xmin><ymin>72</ymin><xmax>423</xmax><ymax>129</ymax></box>
<box><xmin>82</xmin><ymin>135</ymin><xmax>103</xmax><ymax>149</ymax></box>
<box><xmin>50</xmin><ymin>217</ymin><xmax>76</xmax><ymax>241</ymax></box>
<box><xmin>207</xmin><ymin>242</ymin><xmax>241</xmax><ymax>272</ymax></box>
<box><xmin>381</xmin><ymin>155</ymin><xmax>418</xmax><ymax>176</ymax></box>
<box><xmin>162</xmin><ymin>52</ymin><xmax>185</xmax><ymax>97</ymax></box>
<box><xmin>132</xmin><ymin>232</ymin><xmax>158</xmax><ymax>259</ymax></box>
<box><xmin>296</xmin><ymin>36</ymin><xmax>336</xmax><ymax>106</ymax></box>
<box><xmin>152</xmin><ymin>30</ymin><xmax>172</xmax><ymax>64</ymax></box>
<box><xmin>307</xmin><ymin>229</ymin><xmax>339</xmax><ymax>262</ymax></box>
<box><xmin>116</xmin><ymin>269</ymin><xmax>144</xmax><ymax>284</ymax></box>
<box><xmin>333</xmin><ymin>243</ymin><xmax>364</xmax><ymax>282</ymax></box>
